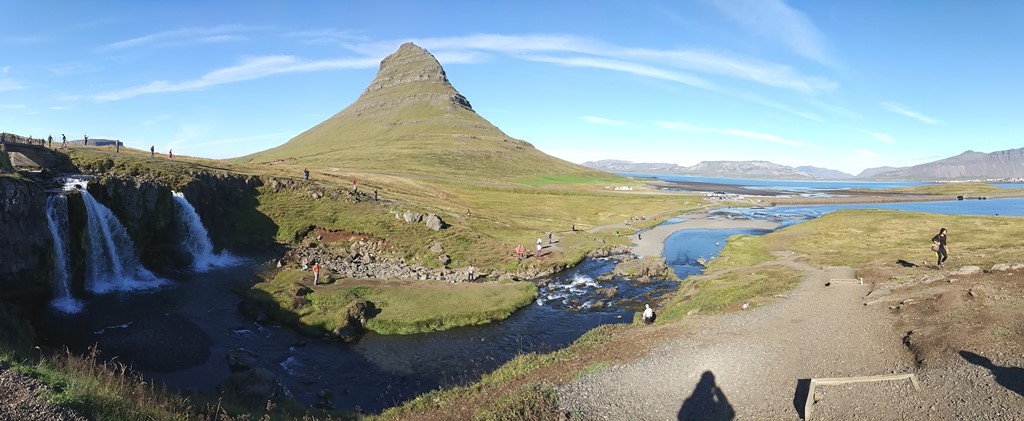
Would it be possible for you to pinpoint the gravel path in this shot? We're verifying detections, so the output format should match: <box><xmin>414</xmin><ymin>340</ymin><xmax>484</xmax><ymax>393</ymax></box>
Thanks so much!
<box><xmin>0</xmin><ymin>361</ymin><xmax>87</xmax><ymax>421</ymax></box>
<box><xmin>560</xmin><ymin>256</ymin><xmax>916</xmax><ymax>420</ymax></box>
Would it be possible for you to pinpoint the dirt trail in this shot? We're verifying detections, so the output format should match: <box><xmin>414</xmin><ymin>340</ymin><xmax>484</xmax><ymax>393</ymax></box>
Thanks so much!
<box><xmin>0</xmin><ymin>361</ymin><xmax>87</xmax><ymax>421</ymax></box>
<box><xmin>560</xmin><ymin>254</ymin><xmax>918</xmax><ymax>420</ymax></box>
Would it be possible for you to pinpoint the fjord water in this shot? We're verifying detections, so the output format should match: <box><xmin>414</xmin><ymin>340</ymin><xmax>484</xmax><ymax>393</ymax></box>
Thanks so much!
<box><xmin>624</xmin><ymin>173</ymin><xmax>932</xmax><ymax>195</ymax></box>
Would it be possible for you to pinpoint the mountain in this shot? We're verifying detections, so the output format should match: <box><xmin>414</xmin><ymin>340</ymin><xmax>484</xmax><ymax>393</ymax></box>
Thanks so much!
<box><xmin>863</xmin><ymin>148</ymin><xmax>1024</xmax><ymax>180</ymax></box>
<box><xmin>856</xmin><ymin>166</ymin><xmax>901</xmax><ymax>179</ymax></box>
<box><xmin>796</xmin><ymin>166</ymin><xmax>854</xmax><ymax>179</ymax></box>
<box><xmin>583</xmin><ymin>159</ymin><xmax>824</xmax><ymax>180</ymax></box>
<box><xmin>240</xmin><ymin>43</ymin><xmax>601</xmax><ymax>181</ymax></box>
<box><xmin>582</xmin><ymin>160</ymin><xmax>686</xmax><ymax>173</ymax></box>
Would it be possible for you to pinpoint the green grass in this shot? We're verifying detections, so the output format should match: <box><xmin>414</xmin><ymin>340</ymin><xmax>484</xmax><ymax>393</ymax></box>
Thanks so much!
<box><xmin>472</xmin><ymin>382</ymin><xmax>560</xmax><ymax>421</ymax></box>
<box><xmin>659</xmin><ymin>265</ymin><xmax>803</xmax><ymax>323</ymax></box>
<box><xmin>859</xmin><ymin>182</ymin><xmax>1022</xmax><ymax>197</ymax></box>
<box><xmin>251</xmin><ymin>269</ymin><xmax>538</xmax><ymax>335</ymax></box>
<box><xmin>373</xmin><ymin>324</ymin><xmax>619</xmax><ymax>420</ymax></box>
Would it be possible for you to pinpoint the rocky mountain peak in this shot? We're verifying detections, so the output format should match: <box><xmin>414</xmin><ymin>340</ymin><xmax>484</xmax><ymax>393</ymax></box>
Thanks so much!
<box><xmin>349</xmin><ymin>42</ymin><xmax>473</xmax><ymax>113</ymax></box>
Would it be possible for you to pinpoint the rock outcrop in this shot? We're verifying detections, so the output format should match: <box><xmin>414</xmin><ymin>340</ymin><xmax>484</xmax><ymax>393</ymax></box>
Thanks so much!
<box><xmin>0</xmin><ymin>177</ymin><xmax>51</xmax><ymax>295</ymax></box>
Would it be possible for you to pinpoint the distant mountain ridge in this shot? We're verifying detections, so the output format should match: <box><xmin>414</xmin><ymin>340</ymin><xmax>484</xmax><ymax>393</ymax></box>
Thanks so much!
<box><xmin>583</xmin><ymin>159</ymin><xmax>840</xmax><ymax>180</ymax></box>
<box><xmin>586</xmin><ymin>147</ymin><xmax>1024</xmax><ymax>181</ymax></box>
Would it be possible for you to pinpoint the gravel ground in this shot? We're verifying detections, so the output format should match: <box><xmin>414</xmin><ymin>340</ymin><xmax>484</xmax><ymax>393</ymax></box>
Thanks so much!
<box><xmin>0</xmin><ymin>361</ymin><xmax>87</xmax><ymax>421</ymax></box>
<box><xmin>558</xmin><ymin>256</ymin><xmax>1024</xmax><ymax>420</ymax></box>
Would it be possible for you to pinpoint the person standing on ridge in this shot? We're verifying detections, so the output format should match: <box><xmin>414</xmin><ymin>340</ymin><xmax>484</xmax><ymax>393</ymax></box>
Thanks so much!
<box><xmin>168</xmin><ymin>149</ymin><xmax>173</xmax><ymax>160</ymax></box>
<box><xmin>150</xmin><ymin>145</ymin><xmax>154</xmax><ymax>158</ymax></box>
<box><xmin>115</xmin><ymin>140</ymin><xmax>120</xmax><ymax>153</ymax></box>
<box><xmin>83</xmin><ymin>135</ymin><xmax>88</xmax><ymax>146</ymax></box>
<box><xmin>47</xmin><ymin>134</ymin><xmax>52</xmax><ymax>148</ymax></box>
<box><xmin>932</xmin><ymin>227</ymin><xmax>949</xmax><ymax>269</ymax></box>
<box><xmin>61</xmin><ymin>134</ymin><xmax>67</xmax><ymax>148</ymax></box>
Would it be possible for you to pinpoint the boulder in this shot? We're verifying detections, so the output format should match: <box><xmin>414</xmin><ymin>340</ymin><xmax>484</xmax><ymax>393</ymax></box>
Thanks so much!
<box><xmin>991</xmin><ymin>263</ymin><xmax>1012</xmax><ymax>272</ymax></box>
<box><xmin>429</xmin><ymin>240</ymin><xmax>445</xmax><ymax>254</ymax></box>
<box><xmin>952</xmin><ymin>266</ymin><xmax>982</xmax><ymax>276</ymax></box>
<box><xmin>218</xmin><ymin>367</ymin><xmax>288</xmax><ymax>405</ymax></box>
<box><xmin>333</xmin><ymin>299</ymin><xmax>376</xmax><ymax>342</ymax></box>
<box><xmin>424</xmin><ymin>214</ymin><xmax>447</xmax><ymax>231</ymax></box>
<box><xmin>402</xmin><ymin>211</ymin><xmax>424</xmax><ymax>224</ymax></box>
<box><xmin>438</xmin><ymin>253</ymin><xmax>451</xmax><ymax>267</ymax></box>
<box><xmin>227</xmin><ymin>348</ymin><xmax>258</xmax><ymax>372</ymax></box>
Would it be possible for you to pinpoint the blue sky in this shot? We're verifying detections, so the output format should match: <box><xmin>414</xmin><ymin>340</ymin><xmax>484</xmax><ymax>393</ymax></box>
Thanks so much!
<box><xmin>1</xmin><ymin>1</ymin><xmax>1021</xmax><ymax>175</ymax></box>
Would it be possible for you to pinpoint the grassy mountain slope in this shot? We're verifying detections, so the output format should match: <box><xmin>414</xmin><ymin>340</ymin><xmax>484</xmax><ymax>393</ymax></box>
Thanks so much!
<box><xmin>238</xmin><ymin>43</ymin><xmax>605</xmax><ymax>182</ymax></box>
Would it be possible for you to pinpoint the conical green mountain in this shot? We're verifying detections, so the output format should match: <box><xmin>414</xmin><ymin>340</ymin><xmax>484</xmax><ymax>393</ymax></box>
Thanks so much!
<box><xmin>241</xmin><ymin>43</ymin><xmax>602</xmax><ymax>181</ymax></box>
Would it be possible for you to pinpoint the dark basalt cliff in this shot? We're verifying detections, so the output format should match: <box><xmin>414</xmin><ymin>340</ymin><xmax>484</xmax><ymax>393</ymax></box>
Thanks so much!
<box><xmin>0</xmin><ymin>177</ymin><xmax>51</xmax><ymax>296</ymax></box>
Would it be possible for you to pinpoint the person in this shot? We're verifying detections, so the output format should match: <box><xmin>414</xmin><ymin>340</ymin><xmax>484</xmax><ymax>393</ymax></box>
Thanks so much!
<box><xmin>515</xmin><ymin>245</ymin><xmax>525</xmax><ymax>260</ymax></box>
<box><xmin>548</xmin><ymin>232</ymin><xmax>553</xmax><ymax>244</ymax></box>
<box><xmin>467</xmin><ymin>264</ymin><xmax>475</xmax><ymax>281</ymax></box>
<box><xmin>115</xmin><ymin>140</ymin><xmax>120</xmax><ymax>153</ymax></box>
<box><xmin>303</xmin><ymin>168</ymin><xmax>309</xmax><ymax>180</ymax></box>
<box><xmin>638</xmin><ymin>232</ymin><xmax>642</xmax><ymax>240</ymax></box>
<box><xmin>932</xmin><ymin>227</ymin><xmax>949</xmax><ymax>269</ymax></box>
<box><xmin>374</xmin><ymin>189</ymin><xmax>378</xmax><ymax>201</ymax></box>
<box><xmin>168</xmin><ymin>149</ymin><xmax>173</xmax><ymax>160</ymax></box>
<box><xmin>1</xmin><ymin>132</ymin><xmax>5</xmax><ymax>146</ymax></box>
<box><xmin>61</xmin><ymin>134</ymin><xmax>67</xmax><ymax>148</ymax></box>
<box><xmin>312</xmin><ymin>262</ymin><xmax>321</xmax><ymax>285</ymax></box>
<box><xmin>352</xmin><ymin>178</ymin><xmax>357</xmax><ymax>193</ymax></box>
<box><xmin>536</xmin><ymin>242</ymin><xmax>542</xmax><ymax>258</ymax></box>
<box><xmin>571</xmin><ymin>223</ymin><xmax>576</xmax><ymax>232</ymax></box>
<box><xmin>47</xmin><ymin>134</ymin><xmax>52</xmax><ymax>148</ymax></box>
<box><xmin>150</xmin><ymin>145</ymin><xmax>154</xmax><ymax>158</ymax></box>
<box><xmin>642</xmin><ymin>304</ymin><xmax>656</xmax><ymax>325</ymax></box>
<box><xmin>83</xmin><ymin>135</ymin><xmax>88</xmax><ymax>146</ymax></box>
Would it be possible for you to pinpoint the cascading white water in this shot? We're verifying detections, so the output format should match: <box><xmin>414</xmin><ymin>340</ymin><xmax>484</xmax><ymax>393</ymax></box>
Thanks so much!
<box><xmin>172</xmin><ymin>191</ymin><xmax>238</xmax><ymax>271</ymax></box>
<box><xmin>45</xmin><ymin>194</ymin><xmax>83</xmax><ymax>313</ymax></box>
<box><xmin>69</xmin><ymin>180</ymin><xmax>162</xmax><ymax>293</ymax></box>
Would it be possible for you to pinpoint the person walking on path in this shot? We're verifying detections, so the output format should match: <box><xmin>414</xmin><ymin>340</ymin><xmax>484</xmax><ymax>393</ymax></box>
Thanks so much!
<box><xmin>61</xmin><ymin>134</ymin><xmax>66</xmax><ymax>148</ymax></box>
<box><xmin>536</xmin><ymin>242</ymin><xmax>542</xmax><ymax>258</ymax></box>
<box><xmin>150</xmin><ymin>145</ymin><xmax>154</xmax><ymax>158</ymax></box>
<box><xmin>115</xmin><ymin>140</ymin><xmax>120</xmax><ymax>153</ymax></box>
<box><xmin>932</xmin><ymin>227</ymin><xmax>949</xmax><ymax>269</ymax></box>
<box><xmin>303</xmin><ymin>168</ymin><xmax>309</xmax><ymax>180</ymax></box>
<box><xmin>168</xmin><ymin>149</ymin><xmax>173</xmax><ymax>160</ymax></box>
<box><xmin>312</xmin><ymin>262</ymin><xmax>321</xmax><ymax>285</ymax></box>
<box><xmin>47</xmin><ymin>135</ymin><xmax>52</xmax><ymax>148</ymax></box>
<box><xmin>83</xmin><ymin>135</ymin><xmax>88</xmax><ymax>146</ymax></box>
<box><xmin>642</xmin><ymin>303</ymin><xmax>656</xmax><ymax>325</ymax></box>
<box><xmin>548</xmin><ymin>232</ymin><xmax>553</xmax><ymax>244</ymax></box>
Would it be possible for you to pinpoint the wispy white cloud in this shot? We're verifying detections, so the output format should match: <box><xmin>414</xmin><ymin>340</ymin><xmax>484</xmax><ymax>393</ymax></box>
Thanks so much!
<box><xmin>0</xmin><ymin>79</ymin><xmax>23</xmax><ymax>92</ymax></box>
<box><xmin>582</xmin><ymin>116</ymin><xmax>632</xmax><ymax>126</ymax></box>
<box><xmin>525</xmin><ymin>54</ymin><xmax>717</xmax><ymax>91</ymax></box>
<box><xmin>709</xmin><ymin>0</ymin><xmax>834</xmax><ymax>65</ymax></box>
<box><xmin>880</xmin><ymin>102</ymin><xmax>943</xmax><ymax>125</ymax></box>
<box><xmin>656</xmin><ymin>121</ymin><xmax>802</xmax><ymax>146</ymax></box>
<box><xmin>862</xmin><ymin>129</ymin><xmax>895</xmax><ymax>144</ymax></box>
<box><xmin>99</xmin><ymin>25</ymin><xmax>266</xmax><ymax>51</ymax></box>
<box><xmin>94</xmin><ymin>55</ymin><xmax>379</xmax><ymax>101</ymax></box>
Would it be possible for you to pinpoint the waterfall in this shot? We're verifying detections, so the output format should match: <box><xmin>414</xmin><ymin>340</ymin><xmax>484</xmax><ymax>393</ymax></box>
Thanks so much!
<box><xmin>172</xmin><ymin>191</ymin><xmax>238</xmax><ymax>271</ymax></box>
<box><xmin>45</xmin><ymin>195</ymin><xmax>83</xmax><ymax>313</ymax></box>
<box><xmin>71</xmin><ymin>180</ymin><xmax>163</xmax><ymax>293</ymax></box>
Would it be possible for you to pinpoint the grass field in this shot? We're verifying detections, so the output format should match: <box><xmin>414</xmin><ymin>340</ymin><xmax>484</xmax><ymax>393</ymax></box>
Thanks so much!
<box><xmin>251</xmin><ymin>269</ymin><xmax>539</xmax><ymax>335</ymax></box>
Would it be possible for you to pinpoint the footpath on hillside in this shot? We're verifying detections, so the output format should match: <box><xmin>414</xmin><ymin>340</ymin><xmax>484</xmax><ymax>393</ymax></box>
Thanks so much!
<box><xmin>559</xmin><ymin>251</ymin><xmax>1024</xmax><ymax>420</ymax></box>
<box><xmin>0</xmin><ymin>361</ymin><xmax>87</xmax><ymax>421</ymax></box>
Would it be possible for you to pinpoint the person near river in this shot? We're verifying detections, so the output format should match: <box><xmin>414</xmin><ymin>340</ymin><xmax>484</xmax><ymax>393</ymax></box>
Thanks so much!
<box><xmin>643</xmin><ymin>304</ymin><xmax>656</xmax><ymax>325</ymax></box>
<box><xmin>312</xmin><ymin>262</ymin><xmax>321</xmax><ymax>285</ymax></box>
<box><xmin>932</xmin><ymin>227</ymin><xmax>949</xmax><ymax>269</ymax></box>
